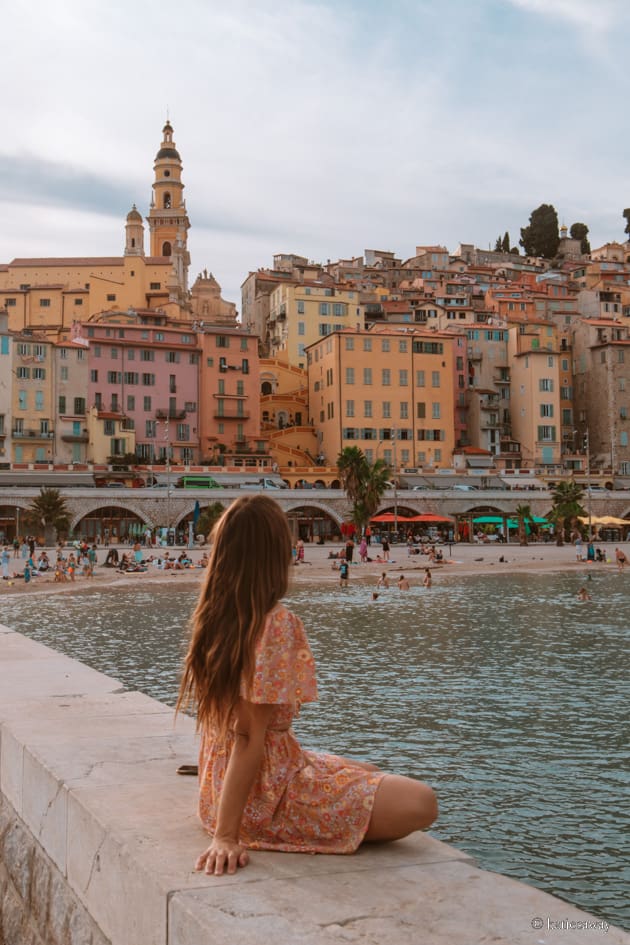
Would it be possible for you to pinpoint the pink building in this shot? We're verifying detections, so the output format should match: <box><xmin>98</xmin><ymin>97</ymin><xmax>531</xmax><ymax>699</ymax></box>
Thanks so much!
<box><xmin>85</xmin><ymin>311</ymin><xmax>200</xmax><ymax>463</ymax></box>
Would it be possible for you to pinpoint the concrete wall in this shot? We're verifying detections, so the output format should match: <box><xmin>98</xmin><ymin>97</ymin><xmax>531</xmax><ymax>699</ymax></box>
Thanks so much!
<box><xmin>1</xmin><ymin>625</ymin><xmax>627</xmax><ymax>945</ymax></box>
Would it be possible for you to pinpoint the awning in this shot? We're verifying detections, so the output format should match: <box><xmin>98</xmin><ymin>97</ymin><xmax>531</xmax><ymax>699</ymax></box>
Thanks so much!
<box><xmin>370</xmin><ymin>513</ymin><xmax>413</xmax><ymax>523</ymax></box>
<box><xmin>406</xmin><ymin>514</ymin><xmax>454</xmax><ymax>523</ymax></box>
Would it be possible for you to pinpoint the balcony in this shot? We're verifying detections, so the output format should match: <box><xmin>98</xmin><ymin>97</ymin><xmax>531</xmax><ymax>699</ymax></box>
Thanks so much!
<box><xmin>214</xmin><ymin>412</ymin><xmax>250</xmax><ymax>421</ymax></box>
<box><xmin>61</xmin><ymin>432</ymin><xmax>89</xmax><ymax>443</ymax></box>
<box><xmin>12</xmin><ymin>429</ymin><xmax>55</xmax><ymax>440</ymax></box>
<box><xmin>155</xmin><ymin>408</ymin><xmax>187</xmax><ymax>420</ymax></box>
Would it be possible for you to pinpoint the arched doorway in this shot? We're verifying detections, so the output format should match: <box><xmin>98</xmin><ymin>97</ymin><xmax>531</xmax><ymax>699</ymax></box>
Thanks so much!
<box><xmin>162</xmin><ymin>241</ymin><xmax>172</xmax><ymax>256</ymax></box>
<box><xmin>261</xmin><ymin>381</ymin><xmax>273</xmax><ymax>395</ymax></box>
<box><xmin>0</xmin><ymin>505</ymin><xmax>22</xmax><ymax>543</ymax></box>
<box><xmin>74</xmin><ymin>506</ymin><xmax>148</xmax><ymax>544</ymax></box>
<box><xmin>285</xmin><ymin>505</ymin><xmax>340</xmax><ymax>543</ymax></box>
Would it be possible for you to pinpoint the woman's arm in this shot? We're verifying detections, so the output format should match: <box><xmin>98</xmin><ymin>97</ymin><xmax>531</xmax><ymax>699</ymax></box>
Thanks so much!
<box><xmin>195</xmin><ymin>699</ymin><xmax>275</xmax><ymax>876</ymax></box>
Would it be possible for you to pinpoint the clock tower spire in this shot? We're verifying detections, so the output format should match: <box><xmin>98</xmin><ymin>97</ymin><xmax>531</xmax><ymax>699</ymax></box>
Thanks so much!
<box><xmin>146</xmin><ymin>120</ymin><xmax>190</xmax><ymax>300</ymax></box>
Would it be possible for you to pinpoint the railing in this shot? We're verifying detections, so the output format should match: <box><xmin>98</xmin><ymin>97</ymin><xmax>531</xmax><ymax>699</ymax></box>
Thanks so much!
<box><xmin>12</xmin><ymin>430</ymin><xmax>54</xmax><ymax>439</ymax></box>
<box><xmin>155</xmin><ymin>409</ymin><xmax>187</xmax><ymax>420</ymax></box>
<box><xmin>214</xmin><ymin>412</ymin><xmax>250</xmax><ymax>420</ymax></box>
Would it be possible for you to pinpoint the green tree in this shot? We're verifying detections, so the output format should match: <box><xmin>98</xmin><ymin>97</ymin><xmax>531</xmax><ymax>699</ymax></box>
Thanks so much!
<box><xmin>514</xmin><ymin>503</ymin><xmax>532</xmax><ymax>546</ymax></box>
<box><xmin>549</xmin><ymin>481</ymin><xmax>585</xmax><ymax>546</ymax></box>
<box><xmin>494</xmin><ymin>235</ymin><xmax>503</xmax><ymax>252</ymax></box>
<box><xmin>337</xmin><ymin>447</ymin><xmax>391</xmax><ymax>532</ymax></box>
<box><xmin>570</xmin><ymin>222</ymin><xmax>590</xmax><ymax>254</ymax></box>
<box><xmin>623</xmin><ymin>208</ymin><xmax>630</xmax><ymax>238</ymax></box>
<box><xmin>25</xmin><ymin>488</ymin><xmax>70</xmax><ymax>545</ymax></box>
<box><xmin>501</xmin><ymin>231</ymin><xmax>511</xmax><ymax>253</ymax></box>
<box><xmin>519</xmin><ymin>203</ymin><xmax>560</xmax><ymax>258</ymax></box>
<box><xmin>196</xmin><ymin>502</ymin><xmax>225</xmax><ymax>541</ymax></box>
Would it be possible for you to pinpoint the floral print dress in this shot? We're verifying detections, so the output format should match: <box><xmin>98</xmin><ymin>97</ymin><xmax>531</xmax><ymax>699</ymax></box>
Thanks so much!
<box><xmin>198</xmin><ymin>604</ymin><xmax>385</xmax><ymax>854</ymax></box>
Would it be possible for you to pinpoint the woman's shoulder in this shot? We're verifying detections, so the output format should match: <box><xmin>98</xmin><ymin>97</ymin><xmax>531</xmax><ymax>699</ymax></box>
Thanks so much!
<box><xmin>264</xmin><ymin>603</ymin><xmax>304</xmax><ymax>639</ymax></box>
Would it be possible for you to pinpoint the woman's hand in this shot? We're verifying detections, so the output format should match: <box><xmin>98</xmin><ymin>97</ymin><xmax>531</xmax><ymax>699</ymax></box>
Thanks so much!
<box><xmin>195</xmin><ymin>837</ymin><xmax>250</xmax><ymax>876</ymax></box>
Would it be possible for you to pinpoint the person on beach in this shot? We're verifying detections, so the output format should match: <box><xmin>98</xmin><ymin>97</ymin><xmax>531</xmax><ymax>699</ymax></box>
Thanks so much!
<box><xmin>577</xmin><ymin>586</ymin><xmax>592</xmax><ymax>601</ymax></box>
<box><xmin>377</xmin><ymin>572</ymin><xmax>389</xmax><ymax>589</ymax></box>
<box><xmin>423</xmin><ymin>568</ymin><xmax>432</xmax><ymax>588</ymax></box>
<box><xmin>177</xmin><ymin>495</ymin><xmax>437</xmax><ymax>876</ymax></box>
<box><xmin>615</xmin><ymin>548</ymin><xmax>628</xmax><ymax>571</ymax></box>
<box><xmin>381</xmin><ymin>536</ymin><xmax>390</xmax><ymax>561</ymax></box>
<box><xmin>397</xmin><ymin>575</ymin><xmax>410</xmax><ymax>591</ymax></box>
<box><xmin>339</xmin><ymin>558</ymin><xmax>350</xmax><ymax>587</ymax></box>
<box><xmin>1</xmin><ymin>546</ymin><xmax>10</xmax><ymax>580</ymax></box>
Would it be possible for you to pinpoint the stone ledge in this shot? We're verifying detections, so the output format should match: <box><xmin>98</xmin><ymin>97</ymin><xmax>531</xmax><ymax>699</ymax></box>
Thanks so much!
<box><xmin>1</xmin><ymin>627</ymin><xmax>628</xmax><ymax>945</ymax></box>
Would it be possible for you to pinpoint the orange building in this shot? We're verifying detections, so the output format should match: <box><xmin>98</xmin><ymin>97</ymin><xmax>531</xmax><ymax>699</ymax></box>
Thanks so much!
<box><xmin>306</xmin><ymin>327</ymin><xmax>457</xmax><ymax>472</ymax></box>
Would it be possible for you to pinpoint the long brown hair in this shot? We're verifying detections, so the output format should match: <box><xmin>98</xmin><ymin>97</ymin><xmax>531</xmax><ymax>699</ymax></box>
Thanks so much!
<box><xmin>177</xmin><ymin>494</ymin><xmax>292</xmax><ymax>731</ymax></box>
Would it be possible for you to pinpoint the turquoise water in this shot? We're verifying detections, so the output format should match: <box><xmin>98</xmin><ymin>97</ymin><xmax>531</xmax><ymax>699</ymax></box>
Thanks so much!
<box><xmin>0</xmin><ymin>570</ymin><xmax>628</xmax><ymax>930</ymax></box>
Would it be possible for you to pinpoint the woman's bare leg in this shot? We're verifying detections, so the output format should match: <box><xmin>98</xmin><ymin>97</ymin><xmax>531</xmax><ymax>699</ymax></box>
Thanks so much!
<box><xmin>363</xmin><ymin>774</ymin><xmax>438</xmax><ymax>842</ymax></box>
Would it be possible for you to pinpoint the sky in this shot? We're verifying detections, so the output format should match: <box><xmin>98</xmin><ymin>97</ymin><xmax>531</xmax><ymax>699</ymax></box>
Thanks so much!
<box><xmin>1</xmin><ymin>0</ymin><xmax>628</xmax><ymax>309</ymax></box>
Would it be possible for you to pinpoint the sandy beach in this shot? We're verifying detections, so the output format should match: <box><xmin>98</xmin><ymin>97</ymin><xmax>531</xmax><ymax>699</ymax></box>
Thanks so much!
<box><xmin>1</xmin><ymin>538</ymin><xmax>625</xmax><ymax>600</ymax></box>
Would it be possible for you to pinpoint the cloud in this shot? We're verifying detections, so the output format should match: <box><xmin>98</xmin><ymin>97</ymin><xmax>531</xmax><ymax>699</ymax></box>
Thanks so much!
<box><xmin>504</xmin><ymin>0</ymin><xmax>622</xmax><ymax>35</ymax></box>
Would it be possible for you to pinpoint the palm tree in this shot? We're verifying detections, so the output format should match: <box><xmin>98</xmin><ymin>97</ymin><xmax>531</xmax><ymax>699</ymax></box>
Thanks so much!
<box><xmin>337</xmin><ymin>447</ymin><xmax>368</xmax><ymax>507</ymax></box>
<box><xmin>514</xmin><ymin>503</ymin><xmax>532</xmax><ymax>546</ymax></box>
<box><xmin>549</xmin><ymin>481</ymin><xmax>585</xmax><ymax>546</ymax></box>
<box><xmin>337</xmin><ymin>447</ymin><xmax>391</xmax><ymax>532</ymax></box>
<box><xmin>25</xmin><ymin>488</ymin><xmax>70</xmax><ymax>546</ymax></box>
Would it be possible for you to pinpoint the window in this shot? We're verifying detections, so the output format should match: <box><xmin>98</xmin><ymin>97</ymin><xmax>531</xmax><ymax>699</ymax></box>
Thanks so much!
<box><xmin>432</xmin><ymin>402</ymin><xmax>441</xmax><ymax>419</ymax></box>
<box><xmin>39</xmin><ymin>298</ymin><xmax>51</xmax><ymax>307</ymax></box>
<box><xmin>17</xmin><ymin>366</ymin><xmax>30</xmax><ymax>379</ymax></box>
<box><xmin>90</xmin><ymin>370</ymin><xmax>98</xmax><ymax>383</ymax></box>
<box><xmin>363</xmin><ymin>338</ymin><xmax>372</xmax><ymax>352</ymax></box>
<box><xmin>620</xmin><ymin>431</ymin><xmax>628</xmax><ymax>447</ymax></box>
<box><xmin>141</xmin><ymin>349</ymin><xmax>154</xmax><ymax>361</ymax></box>
<box><xmin>106</xmin><ymin>294</ymin><xmax>116</xmax><ymax>302</ymax></box>
<box><xmin>620</xmin><ymin>379</ymin><xmax>626</xmax><ymax>392</ymax></box>
<box><xmin>400</xmin><ymin>402</ymin><xmax>409</xmax><ymax>419</ymax></box>
<box><xmin>110</xmin><ymin>347</ymin><xmax>118</xmax><ymax>359</ymax></box>
<box><xmin>297</xmin><ymin>301</ymin><xmax>305</xmax><ymax>314</ymax></box>
<box><xmin>107</xmin><ymin>371</ymin><xmax>121</xmax><ymax>384</ymax></box>
<box><xmin>35</xmin><ymin>391</ymin><xmax>44</xmax><ymax>411</ymax></box>
<box><xmin>104</xmin><ymin>420</ymin><xmax>115</xmax><ymax>436</ymax></box>
<box><xmin>561</xmin><ymin>358</ymin><xmax>569</xmax><ymax>371</ymax></box>
<box><xmin>364</xmin><ymin>401</ymin><xmax>372</xmax><ymax>418</ymax></box>
<box><xmin>189</xmin><ymin>352</ymin><xmax>199</xmax><ymax>365</ymax></box>
<box><xmin>399</xmin><ymin>340</ymin><xmax>408</xmax><ymax>353</ymax></box>
<box><xmin>33</xmin><ymin>368</ymin><xmax>46</xmax><ymax>380</ymax></box>
<box><xmin>619</xmin><ymin>350</ymin><xmax>625</xmax><ymax>364</ymax></box>
<box><xmin>345</xmin><ymin>367</ymin><xmax>355</xmax><ymax>384</ymax></box>
<box><xmin>539</xmin><ymin>379</ymin><xmax>554</xmax><ymax>392</ymax></box>
<box><xmin>540</xmin><ymin>404</ymin><xmax>554</xmax><ymax>417</ymax></box>
<box><xmin>399</xmin><ymin>370</ymin><xmax>408</xmax><ymax>387</ymax></box>
<box><xmin>0</xmin><ymin>337</ymin><xmax>8</xmax><ymax>355</ymax></box>
<box><xmin>150</xmin><ymin>282</ymin><xmax>161</xmax><ymax>290</ymax></box>
<box><xmin>333</xmin><ymin>303</ymin><xmax>345</xmax><ymax>316</ymax></box>
<box><xmin>58</xmin><ymin>395</ymin><xmax>66</xmax><ymax>413</ymax></box>
<box><xmin>94</xmin><ymin>393</ymin><xmax>102</xmax><ymax>409</ymax></box>
<box><xmin>537</xmin><ymin>425</ymin><xmax>556</xmax><ymax>441</ymax></box>
<box><xmin>4</xmin><ymin>298</ymin><xmax>16</xmax><ymax>306</ymax></box>
<box><xmin>417</xmin><ymin>402</ymin><xmax>426</xmax><ymax>419</ymax></box>
<box><xmin>382</xmin><ymin>339</ymin><xmax>390</xmax><ymax>352</ymax></box>
<box><xmin>177</xmin><ymin>423</ymin><xmax>190</xmax><ymax>440</ymax></box>
<box><xmin>242</xmin><ymin>359</ymin><xmax>249</xmax><ymax>374</ymax></box>
<box><xmin>319</xmin><ymin>302</ymin><xmax>330</xmax><ymax>316</ymax></box>
<box><xmin>416</xmin><ymin>370</ymin><xmax>425</xmax><ymax>387</ymax></box>
<box><xmin>143</xmin><ymin>396</ymin><xmax>152</xmax><ymax>411</ymax></box>
<box><xmin>142</xmin><ymin>373</ymin><xmax>156</xmax><ymax>386</ymax></box>
<box><xmin>166</xmin><ymin>351</ymin><xmax>180</xmax><ymax>363</ymax></box>
<box><xmin>431</xmin><ymin>371</ymin><xmax>440</xmax><ymax>388</ymax></box>
<box><xmin>548</xmin><ymin>356</ymin><xmax>554</xmax><ymax>367</ymax></box>
<box><xmin>382</xmin><ymin>368</ymin><xmax>391</xmax><ymax>386</ymax></box>
<box><xmin>185</xmin><ymin>401</ymin><xmax>197</xmax><ymax>412</ymax></box>
<box><xmin>346</xmin><ymin>400</ymin><xmax>355</xmax><ymax>417</ymax></box>
<box><xmin>93</xmin><ymin>345</ymin><xmax>101</xmax><ymax>357</ymax></box>
<box><xmin>110</xmin><ymin>394</ymin><xmax>119</xmax><ymax>411</ymax></box>
<box><xmin>124</xmin><ymin>372</ymin><xmax>138</xmax><ymax>385</ymax></box>
<box><xmin>363</xmin><ymin>368</ymin><xmax>372</xmax><ymax>385</ymax></box>
<box><xmin>34</xmin><ymin>345</ymin><xmax>46</xmax><ymax>359</ymax></box>
<box><xmin>298</xmin><ymin>322</ymin><xmax>305</xmax><ymax>336</ymax></box>
<box><xmin>74</xmin><ymin>298</ymin><xmax>83</xmax><ymax>306</ymax></box>
<box><xmin>621</xmin><ymin>407</ymin><xmax>628</xmax><ymax>420</ymax></box>
<box><xmin>127</xmin><ymin>395</ymin><xmax>135</xmax><ymax>411</ymax></box>
<box><xmin>560</xmin><ymin>386</ymin><xmax>572</xmax><ymax>400</ymax></box>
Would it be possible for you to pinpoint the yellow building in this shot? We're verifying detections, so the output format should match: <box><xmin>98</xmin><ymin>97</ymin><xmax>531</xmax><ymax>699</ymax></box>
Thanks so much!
<box><xmin>0</xmin><ymin>121</ymin><xmax>192</xmax><ymax>334</ymax></box>
<box><xmin>306</xmin><ymin>327</ymin><xmax>457</xmax><ymax>472</ymax></box>
<box><xmin>11</xmin><ymin>333</ymin><xmax>55</xmax><ymax>464</ymax></box>
<box><xmin>507</xmin><ymin>319</ymin><xmax>562</xmax><ymax>469</ymax></box>
<box><xmin>268</xmin><ymin>282</ymin><xmax>364</xmax><ymax>369</ymax></box>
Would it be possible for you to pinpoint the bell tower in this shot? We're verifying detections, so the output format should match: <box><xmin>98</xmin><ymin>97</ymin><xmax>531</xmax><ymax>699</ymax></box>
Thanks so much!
<box><xmin>146</xmin><ymin>120</ymin><xmax>190</xmax><ymax>295</ymax></box>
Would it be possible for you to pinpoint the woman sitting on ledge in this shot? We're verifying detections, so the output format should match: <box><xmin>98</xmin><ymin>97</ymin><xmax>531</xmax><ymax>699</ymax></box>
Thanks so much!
<box><xmin>177</xmin><ymin>495</ymin><xmax>438</xmax><ymax>876</ymax></box>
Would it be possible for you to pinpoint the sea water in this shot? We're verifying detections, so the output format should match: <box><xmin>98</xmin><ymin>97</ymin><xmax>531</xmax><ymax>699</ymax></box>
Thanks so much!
<box><xmin>1</xmin><ymin>569</ymin><xmax>627</xmax><ymax>930</ymax></box>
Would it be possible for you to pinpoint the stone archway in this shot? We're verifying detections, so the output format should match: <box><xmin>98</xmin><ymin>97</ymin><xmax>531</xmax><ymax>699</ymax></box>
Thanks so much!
<box><xmin>71</xmin><ymin>504</ymin><xmax>151</xmax><ymax>543</ymax></box>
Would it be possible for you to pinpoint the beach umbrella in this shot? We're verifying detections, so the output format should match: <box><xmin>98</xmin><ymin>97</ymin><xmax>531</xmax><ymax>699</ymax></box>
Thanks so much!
<box><xmin>193</xmin><ymin>500</ymin><xmax>201</xmax><ymax>528</ymax></box>
<box><xmin>370</xmin><ymin>513</ymin><xmax>413</xmax><ymax>523</ymax></box>
<box><xmin>407</xmin><ymin>514</ymin><xmax>454</xmax><ymax>523</ymax></box>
